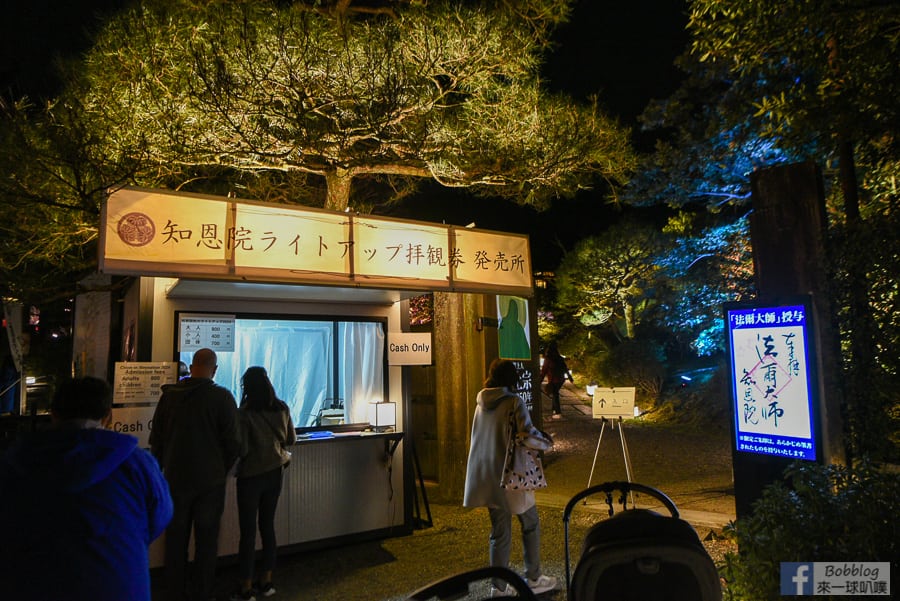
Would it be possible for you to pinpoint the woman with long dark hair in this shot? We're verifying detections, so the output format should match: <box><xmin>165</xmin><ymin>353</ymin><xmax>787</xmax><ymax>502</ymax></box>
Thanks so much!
<box><xmin>231</xmin><ymin>367</ymin><xmax>295</xmax><ymax>601</ymax></box>
<box><xmin>462</xmin><ymin>359</ymin><xmax>557</xmax><ymax>597</ymax></box>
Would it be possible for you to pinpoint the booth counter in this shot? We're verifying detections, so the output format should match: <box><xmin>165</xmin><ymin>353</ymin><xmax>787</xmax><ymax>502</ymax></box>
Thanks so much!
<box><xmin>150</xmin><ymin>429</ymin><xmax>405</xmax><ymax>567</ymax></box>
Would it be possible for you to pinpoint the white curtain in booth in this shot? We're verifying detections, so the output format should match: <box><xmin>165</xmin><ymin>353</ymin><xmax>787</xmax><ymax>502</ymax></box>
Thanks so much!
<box><xmin>340</xmin><ymin>322</ymin><xmax>386</xmax><ymax>424</ymax></box>
<box><xmin>181</xmin><ymin>318</ymin><xmax>384</xmax><ymax>428</ymax></box>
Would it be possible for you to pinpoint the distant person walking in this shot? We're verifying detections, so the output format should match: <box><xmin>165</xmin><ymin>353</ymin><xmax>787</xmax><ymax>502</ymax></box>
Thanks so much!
<box><xmin>463</xmin><ymin>359</ymin><xmax>558</xmax><ymax>597</ymax></box>
<box><xmin>540</xmin><ymin>341</ymin><xmax>572</xmax><ymax>418</ymax></box>
<box><xmin>231</xmin><ymin>366</ymin><xmax>295</xmax><ymax>601</ymax></box>
<box><xmin>0</xmin><ymin>377</ymin><xmax>172</xmax><ymax>601</ymax></box>
<box><xmin>150</xmin><ymin>348</ymin><xmax>242</xmax><ymax>601</ymax></box>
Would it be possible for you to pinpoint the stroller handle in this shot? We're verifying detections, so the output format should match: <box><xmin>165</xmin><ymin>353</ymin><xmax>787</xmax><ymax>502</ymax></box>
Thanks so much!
<box><xmin>562</xmin><ymin>481</ymin><xmax>680</xmax><ymax>523</ymax></box>
<box><xmin>562</xmin><ymin>482</ymin><xmax>681</xmax><ymax>595</ymax></box>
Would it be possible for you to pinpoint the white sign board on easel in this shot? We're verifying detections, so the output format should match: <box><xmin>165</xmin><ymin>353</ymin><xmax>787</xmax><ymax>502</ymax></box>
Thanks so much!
<box><xmin>591</xmin><ymin>387</ymin><xmax>636</xmax><ymax>419</ymax></box>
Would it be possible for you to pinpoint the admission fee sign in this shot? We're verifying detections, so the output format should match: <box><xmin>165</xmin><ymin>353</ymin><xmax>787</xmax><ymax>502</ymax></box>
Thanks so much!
<box><xmin>111</xmin><ymin>361</ymin><xmax>178</xmax><ymax>448</ymax></box>
<box><xmin>724</xmin><ymin>300</ymin><xmax>818</xmax><ymax>461</ymax></box>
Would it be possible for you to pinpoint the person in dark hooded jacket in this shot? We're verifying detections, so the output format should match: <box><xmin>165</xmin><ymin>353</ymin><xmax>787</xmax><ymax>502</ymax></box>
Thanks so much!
<box><xmin>0</xmin><ymin>376</ymin><xmax>172</xmax><ymax>601</ymax></box>
<box><xmin>150</xmin><ymin>347</ymin><xmax>241</xmax><ymax>601</ymax></box>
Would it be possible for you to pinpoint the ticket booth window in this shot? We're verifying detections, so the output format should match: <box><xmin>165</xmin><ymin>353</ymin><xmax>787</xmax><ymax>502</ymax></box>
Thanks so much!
<box><xmin>177</xmin><ymin>314</ymin><xmax>386</xmax><ymax>428</ymax></box>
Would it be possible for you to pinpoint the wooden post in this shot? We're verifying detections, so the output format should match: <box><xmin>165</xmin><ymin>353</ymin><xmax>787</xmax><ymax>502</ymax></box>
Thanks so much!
<box><xmin>735</xmin><ymin>161</ymin><xmax>846</xmax><ymax>517</ymax></box>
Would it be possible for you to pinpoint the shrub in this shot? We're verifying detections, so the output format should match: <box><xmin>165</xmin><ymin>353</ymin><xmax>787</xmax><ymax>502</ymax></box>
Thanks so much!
<box><xmin>651</xmin><ymin>363</ymin><xmax>730</xmax><ymax>427</ymax></box>
<box><xmin>594</xmin><ymin>338</ymin><xmax>666</xmax><ymax>404</ymax></box>
<box><xmin>721</xmin><ymin>460</ymin><xmax>900</xmax><ymax>600</ymax></box>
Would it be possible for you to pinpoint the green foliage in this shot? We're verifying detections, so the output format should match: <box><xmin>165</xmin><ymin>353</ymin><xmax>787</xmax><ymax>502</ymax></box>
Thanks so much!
<box><xmin>79</xmin><ymin>0</ymin><xmax>635</xmax><ymax>210</ymax></box>
<box><xmin>721</xmin><ymin>460</ymin><xmax>900</xmax><ymax>600</ymax></box>
<box><xmin>688</xmin><ymin>0</ymin><xmax>900</xmax><ymax>150</ymax></box>
<box><xmin>555</xmin><ymin>218</ymin><xmax>667</xmax><ymax>340</ymax></box>
<box><xmin>0</xmin><ymin>0</ymin><xmax>636</xmax><ymax>300</ymax></box>
<box><xmin>593</xmin><ymin>338</ymin><xmax>666</xmax><ymax>403</ymax></box>
<box><xmin>0</xmin><ymin>92</ymin><xmax>141</xmax><ymax>301</ymax></box>
<box><xmin>655</xmin><ymin>212</ymin><xmax>755</xmax><ymax>356</ymax></box>
<box><xmin>650</xmin><ymin>363</ymin><xmax>730</xmax><ymax>427</ymax></box>
<box><xmin>639</xmin><ymin>0</ymin><xmax>900</xmax><ymax>463</ymax></box>
<box><xmin>829</xmin><ymin>209</ymin><xmax>900</xmax><ymax>462</ymax></box>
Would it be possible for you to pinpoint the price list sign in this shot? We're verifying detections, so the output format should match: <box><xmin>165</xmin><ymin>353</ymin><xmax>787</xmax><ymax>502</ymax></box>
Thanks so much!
<box><xmin>178</xmin><ymin>314</ymin><xmax>236</xmax><ymax>352</ymax></box>
<box><xmin>113</xmin><ymin>362</ymin><xmax>178</xmax><ymax>405</ymax></box>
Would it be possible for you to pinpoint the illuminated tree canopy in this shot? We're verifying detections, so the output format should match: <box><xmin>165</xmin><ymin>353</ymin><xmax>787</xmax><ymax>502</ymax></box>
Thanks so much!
<box><xmin>632</xmin><ymin>0</ymin><xmax>900</xmax><ymax>458</ymax></box>
<box><xmin>81</xmin><ymin>0</ymin><xmax>635</xmax><ymax>211</ymax></box>
<box><xmin>554</xmin><ymin>219</ymin><xmax>666</xmax><ymax>340</ymax></box>
<box><xmin>0</xmin><ymin>92</ymin><xmax>142</xmax><ymax>300</ymax></box>
<box><xmin>0</xmin><ymin>0</ymin><xmax>636</xmax><ymax>300</ymax></box>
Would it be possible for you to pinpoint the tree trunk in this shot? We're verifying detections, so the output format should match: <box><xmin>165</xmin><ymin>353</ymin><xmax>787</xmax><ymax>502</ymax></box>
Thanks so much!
<box><xmin>432</xmin><ymin>292</ymin><xmax>484</xmax><ymax>502</ymax></box>
<box><xmin>838</xmin><ymin>136</ymin><xmax>875</xmax><ymax>462</ymax></box>
<box><xmin>622</xmin><ymin>297</ymin><xmax>635</xmax><ymax>339</ymax></box>
<box><xmin>324</xmin><ymin>167</ymin><xmax>352</xmax><ymax>211</ymax></box>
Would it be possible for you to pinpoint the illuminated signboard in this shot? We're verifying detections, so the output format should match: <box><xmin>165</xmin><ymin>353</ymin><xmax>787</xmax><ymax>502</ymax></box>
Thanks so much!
<box><xmin>724</xmin><ymin>300</ymin><xmax>818</xmax><ymax>461</ymax></box>
<box><xmin>100</xmin><ymin>187</ymin><xmax>532</xmax><ymax>295</ymax></box>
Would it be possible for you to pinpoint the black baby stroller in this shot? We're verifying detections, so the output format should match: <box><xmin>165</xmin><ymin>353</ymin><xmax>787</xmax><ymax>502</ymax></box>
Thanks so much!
<box><xmin>563</xmin><ymin>481</ymin><xmax>722</xmax><ymax>601</ymax></box>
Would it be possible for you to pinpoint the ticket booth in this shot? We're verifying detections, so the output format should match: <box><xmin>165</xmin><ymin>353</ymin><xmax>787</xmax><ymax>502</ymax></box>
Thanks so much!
<box><xmin>97</xmin><ymin>187</ymin><xmax>533</xmax><ymax>564</ymax></box>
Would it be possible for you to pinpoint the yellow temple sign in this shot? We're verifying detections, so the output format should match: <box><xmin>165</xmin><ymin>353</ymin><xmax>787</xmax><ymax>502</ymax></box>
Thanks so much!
<box><xmin>100</xmin><ymin>187</ymin><xmax>533</xmax><ymax>295</ymax></box>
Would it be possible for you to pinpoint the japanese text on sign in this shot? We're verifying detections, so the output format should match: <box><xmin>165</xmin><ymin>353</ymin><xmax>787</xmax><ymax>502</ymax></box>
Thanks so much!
<box><xmin>178</xmin><ymin>314</ymin><xmax>236</xmax><ymax>352</ymax></box>
<box><xmin>726</xmin><ymin>304</ymin><xmax>817</xmax><ymax>461</ymax></box>
<box><xmin>102</xmin><ymin>188</ymin><xmax>532</xmax><ymax>294</ymax></box>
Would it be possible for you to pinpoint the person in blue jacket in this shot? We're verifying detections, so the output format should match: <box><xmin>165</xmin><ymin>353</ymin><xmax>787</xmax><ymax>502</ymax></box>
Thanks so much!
<box><xmin>0</xmin><ymin>376</ymin><xmax>173</xmax><ymax>601</ymax></box>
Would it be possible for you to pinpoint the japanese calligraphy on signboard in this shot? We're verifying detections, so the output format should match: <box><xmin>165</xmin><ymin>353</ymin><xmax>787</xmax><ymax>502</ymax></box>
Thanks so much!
<box><xmin>725</xmin><ymin>302</ymin><xmax>818</xmax><ymax>461</ymax></box>
<box><xmin>100</xmin><ymin>188</ymin><xmax>533</xmax><ymax>295</ymax></box>
<box><xmin>513</xmin><ymin>360</ymin><xmax>534</xmax><ymax>413</ymax></box>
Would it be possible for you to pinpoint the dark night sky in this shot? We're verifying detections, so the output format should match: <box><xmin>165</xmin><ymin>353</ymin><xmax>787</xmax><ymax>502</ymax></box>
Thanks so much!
<box><xmin>0</xmin><ymin>0</ymin><xmax>689</xmax><ymax>270</ymax></box>
<box><xmin>385</xmin><ymin>0</ymin><xmax>689</xmax><ymax>269</ymax></box>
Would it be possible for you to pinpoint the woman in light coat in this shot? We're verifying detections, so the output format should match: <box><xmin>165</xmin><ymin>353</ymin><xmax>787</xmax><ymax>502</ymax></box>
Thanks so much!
<box><xmin>463</xmin><ymin>359</ymin><xmax>557</xmax><ymax>596</ymax></box>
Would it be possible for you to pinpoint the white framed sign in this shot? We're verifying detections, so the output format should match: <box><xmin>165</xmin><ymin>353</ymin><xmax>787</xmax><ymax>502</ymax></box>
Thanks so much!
<box><xmin>725</xmin><ymin>300</ymin><xmax>818</xmax><ymax>461</ymax></box>
<box><xmin>110</xmin><ymin>406</ymin><xmax>156</xmax><ymax>448</ymax></box>
<box><xmin>178</xmin><ymin>314</ymin><xmax>236</xmax><ymax>352</ymax></box>
<box><xmin>101</xmin><ymin>187</ymin><xmax>533</xmax><ymax>295</ymax></box>
<box><xmin>113</xmin><ymin>362</ymin><xmax>178</xmax><ymax>405</ymax></box>
<box><xmin>591</xmin><ymin>387</ymin><xmax>636</xmax><ymax>419</ymax></box>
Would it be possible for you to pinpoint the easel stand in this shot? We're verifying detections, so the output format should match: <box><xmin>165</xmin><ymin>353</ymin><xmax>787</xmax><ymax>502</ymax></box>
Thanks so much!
<box><xmin>585</xmin><ymin>416</ymin><xmax>636</xmax><ymax>504</ymax></box>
